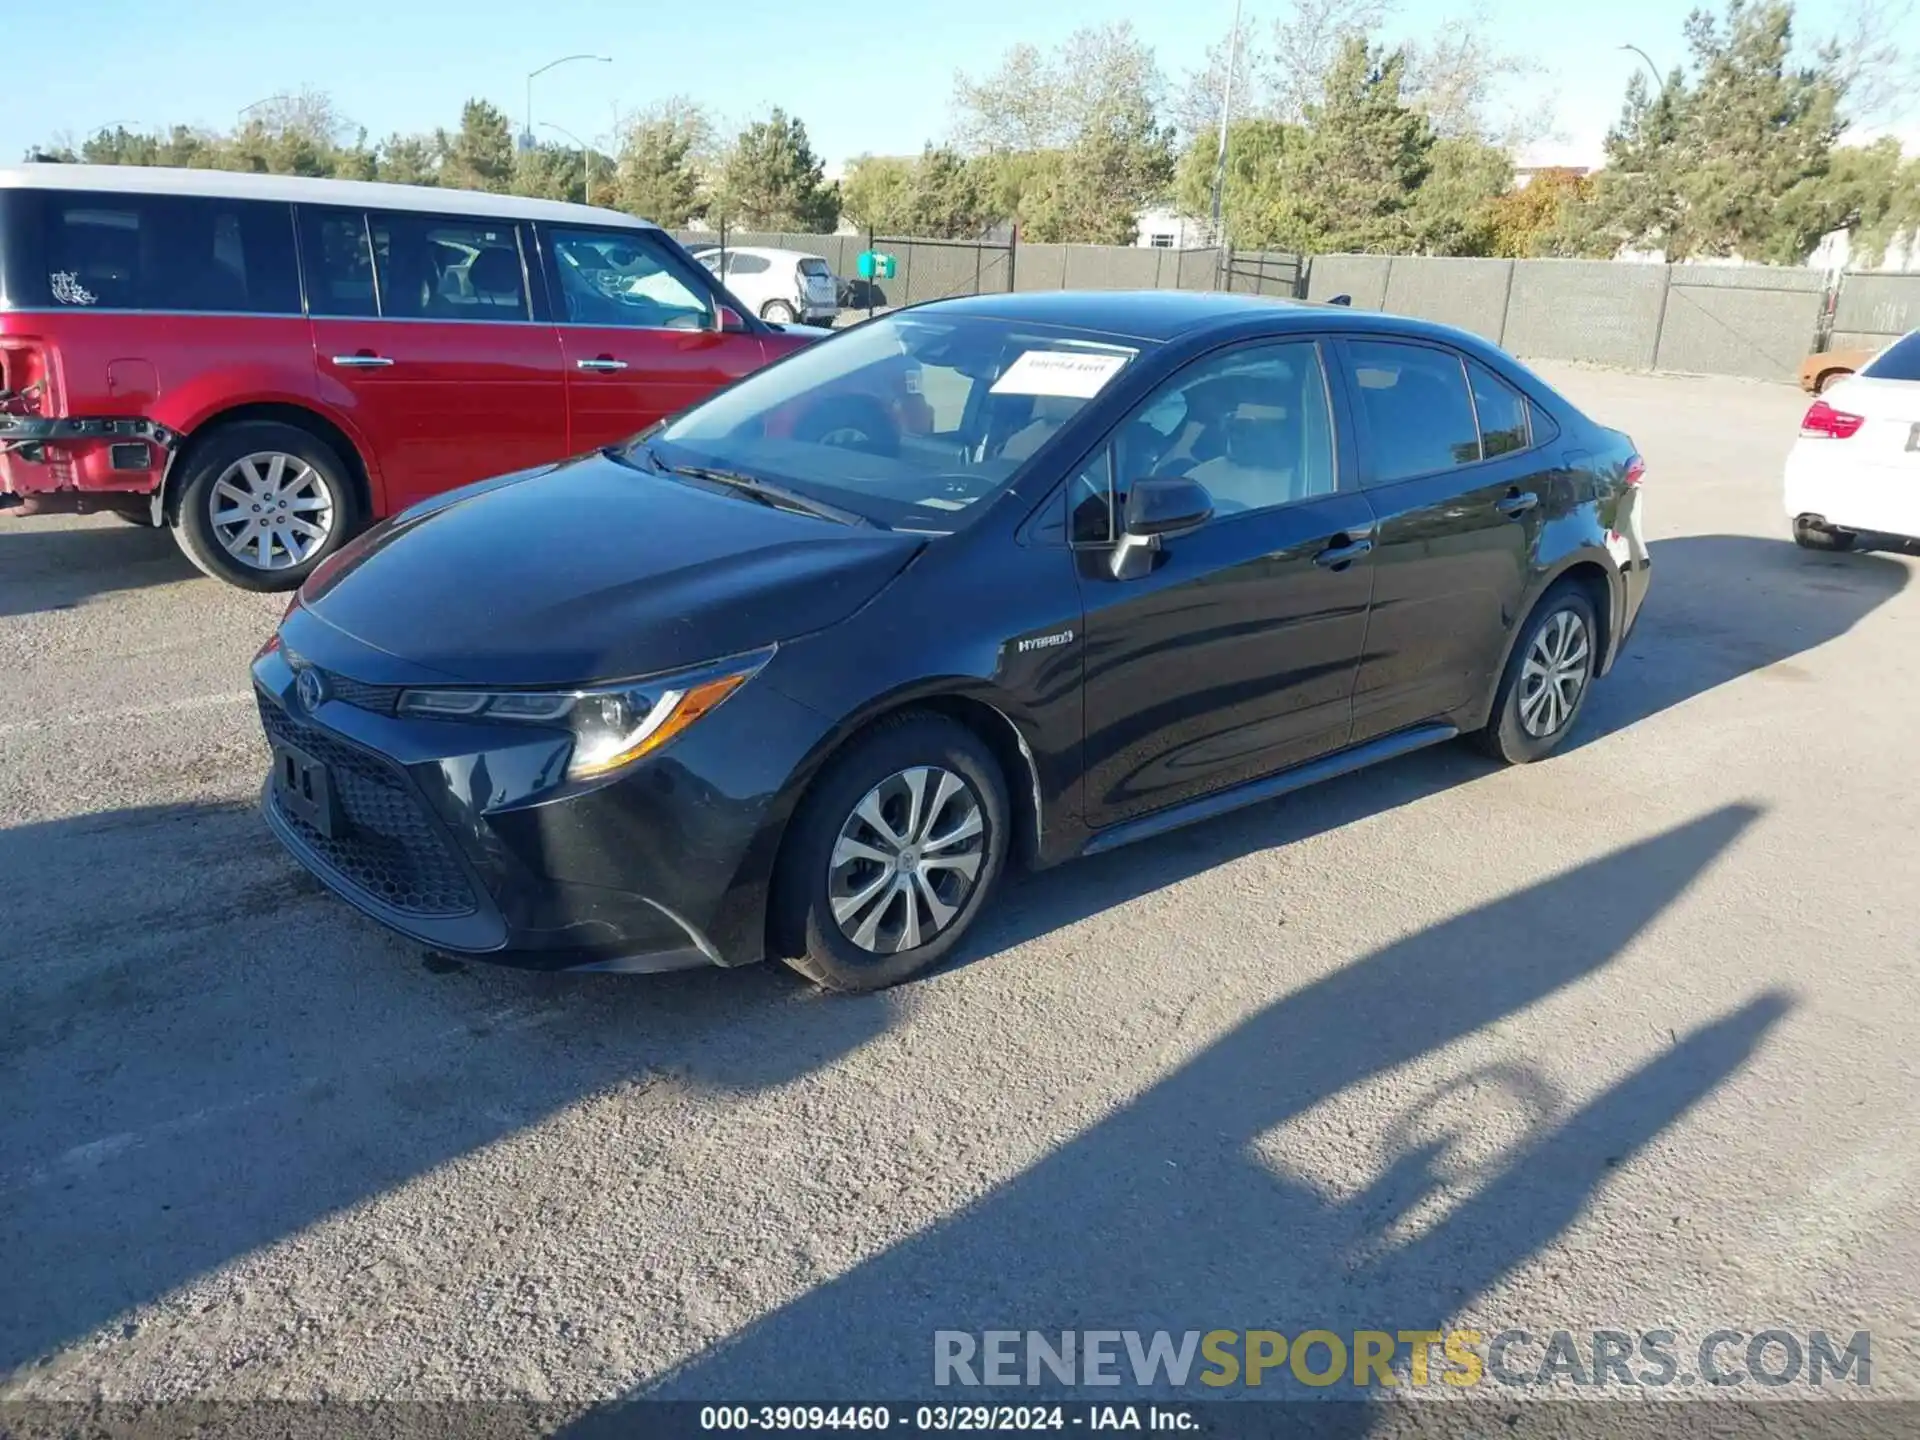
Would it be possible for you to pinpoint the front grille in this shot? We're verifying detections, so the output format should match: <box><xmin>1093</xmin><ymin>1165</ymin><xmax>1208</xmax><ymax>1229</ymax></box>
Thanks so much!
<box><xmin>321</xmin><ymin>670</ymin><xmax>401</xmax><ymax>716</ymax></box>
<box><xmin>259</xmin><ymin>696</ymin><xmax>478</xmax><ymax>918</ymax></box>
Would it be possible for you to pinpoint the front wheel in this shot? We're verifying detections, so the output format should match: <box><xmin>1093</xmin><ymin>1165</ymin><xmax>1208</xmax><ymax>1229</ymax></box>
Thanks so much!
<box><xmin>1476</xmin><ymin>586</ymin><xmax>1600</xmax><ymax>765</ymax></box>
<box><xmin>772</xmin><ymin>714</ymin><xmax>1009</xmax><ymax>993</ymax></box>
<box><xmin>170</xmin><ymin>420</ymin><xmax>363</xmax><ymax>592</ymax></box>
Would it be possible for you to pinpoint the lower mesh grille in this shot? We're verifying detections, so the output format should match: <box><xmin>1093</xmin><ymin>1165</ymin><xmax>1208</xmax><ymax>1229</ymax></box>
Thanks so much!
<box><xmin>259</xmin><ymin>695</ymin><xmax>478</xmax><ymax>918</ymax></box>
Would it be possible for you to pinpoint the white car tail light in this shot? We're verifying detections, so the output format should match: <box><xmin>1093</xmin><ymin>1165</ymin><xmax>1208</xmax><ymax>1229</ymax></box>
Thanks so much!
<box><xmin>1800</xmin><ymin>399</ymin><xmax>1865</xmax><ymax>439</ymax></box>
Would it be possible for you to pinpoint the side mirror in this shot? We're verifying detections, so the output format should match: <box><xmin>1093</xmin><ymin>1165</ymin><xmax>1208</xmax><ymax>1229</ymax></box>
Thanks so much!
<box><xmin>712</xmin><ymin>304</ymin><xmax>748</xmax><ymax>334</ymax></box>
<box><xmin>1110</xmin><ymin>475</ymin><xmax>1212</xmax><ymax>579</ymax></box>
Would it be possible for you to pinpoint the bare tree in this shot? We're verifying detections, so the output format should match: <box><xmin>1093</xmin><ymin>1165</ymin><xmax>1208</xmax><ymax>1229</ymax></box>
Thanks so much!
<box><xmin>1828</xmin><ymin>0</ymin><xmax>1920</xmax><ymax>127</ymax></box>
<box><xmin>1173</xmin><ymin>15</ymin><xmax>1263</xmax><ymax>141</ymax></box>
<box><xmin>952</xmin><ymin>23</ymin><xmax>1166</xmax><ymax>153</ymax></box>
<box><xmin>1402</xmin><ymin>5</ymin><xmax>1557</xmax><ymax>148</ymax></box>
<box><xmin>1262</xmin><ymin>0</ymin><xmax>1397</xmax><ymax>124</ymax></box>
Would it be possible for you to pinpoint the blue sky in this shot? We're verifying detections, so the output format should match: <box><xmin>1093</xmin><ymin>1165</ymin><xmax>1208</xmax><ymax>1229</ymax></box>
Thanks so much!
<box><xmin>9</xmin><ymin>0</ymin><xmax>1912</xmax><ymax>177</ymax></box>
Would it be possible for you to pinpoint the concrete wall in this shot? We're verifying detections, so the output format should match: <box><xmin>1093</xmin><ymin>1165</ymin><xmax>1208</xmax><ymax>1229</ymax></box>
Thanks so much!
<box><xmin>1655</xmin><ymin>265</ymin><xmax>1825</xmax><ymax>381</ymax></box>
<box><xmin>1832</xmin><ymin>273</ymin><xmax>1920</xmax><ymax>353</ymax></box>
<box><xmin>1304</xmin><ymin>255</ymin><xmax>1392</xmax><ymax>310</ymax></box>
<box><xmin>1501</xmin><ymin>261</ymin><xmax>1669</xmax><ymax>370</ymax></box>
<box><xmin>1382</xmin><ymin>257</ymin><xmax>1514</xmax><ymax>343</ymax></box>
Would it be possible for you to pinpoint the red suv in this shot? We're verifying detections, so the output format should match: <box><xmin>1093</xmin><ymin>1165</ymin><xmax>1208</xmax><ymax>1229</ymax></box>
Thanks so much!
<box><xmin>0</xmin><ymin>165</ymin><xmax>835</xmax><ymax>589</ymax></box>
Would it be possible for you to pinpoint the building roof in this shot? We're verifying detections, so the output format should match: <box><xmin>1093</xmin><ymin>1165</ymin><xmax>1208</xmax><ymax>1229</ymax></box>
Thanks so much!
<box><xmin>0</xmin><ymin>164</ymin><xmax>658</xmax><ymax>229</ymax></box>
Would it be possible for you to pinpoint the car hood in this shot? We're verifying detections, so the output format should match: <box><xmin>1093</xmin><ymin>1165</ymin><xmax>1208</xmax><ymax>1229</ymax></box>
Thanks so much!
<box><xmin>297</xmin><ymin>451</ymin><xmax>925</xmax><ymax>686</ymax></box>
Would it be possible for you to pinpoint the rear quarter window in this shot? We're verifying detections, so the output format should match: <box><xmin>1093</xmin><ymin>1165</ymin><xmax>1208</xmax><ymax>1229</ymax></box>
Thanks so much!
<box><xmin>3</xmin><ymin>190</ymin><xmax>300</xmax><ymax>314</ymax></box>
<box><xmin>1862</xmin><ymin>333</ymin><xmax>1920</xmax><ymax>382</ymax></box>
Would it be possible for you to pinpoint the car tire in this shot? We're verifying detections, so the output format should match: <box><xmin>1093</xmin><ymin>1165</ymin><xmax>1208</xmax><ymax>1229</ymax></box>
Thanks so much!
<box><xmin>1476</xmin><ymin>584</ymin><xmax>1600</xmax><ymax>765</ymax></box>
<box><xmin>761</xmin><ymin>300</ymin><xmax>797</xmax><ymax>325</ymax></box>
<box><xmin>170</xmin><ymin>420</ymin><xmax>363</xmax><ymax>593</ymax></box>
<box><xmin>1793</xmin><ymin>517</ymin><xmax>1857</xmax><ymax>552</ymax></box>
<box><xmin>1815</xmin><ymin>369</ymin><xmax>1851</xmax><ymax>394</ymax></box>
<box><xmin>772</xmin><ymin>713</ymin><xmax>1010</xmax><ymax>993</ymax></box>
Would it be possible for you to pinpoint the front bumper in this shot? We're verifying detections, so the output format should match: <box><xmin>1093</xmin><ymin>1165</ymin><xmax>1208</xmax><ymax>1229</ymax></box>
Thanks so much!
<box><xmin>251</xmin><ymin>618</ymin><xmax>832</xmax><ymax>972</ymax></box>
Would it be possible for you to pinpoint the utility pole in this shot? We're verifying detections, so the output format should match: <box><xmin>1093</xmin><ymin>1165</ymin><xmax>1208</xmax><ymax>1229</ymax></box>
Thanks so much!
<box><xmin>1208</xmin><ymin>0</ymin><xmax>1244</xmax><ymax>261</ymax></box>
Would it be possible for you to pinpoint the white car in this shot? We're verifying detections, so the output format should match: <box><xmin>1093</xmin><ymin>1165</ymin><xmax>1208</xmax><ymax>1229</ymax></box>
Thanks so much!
<box><xmin>689</xmin><ymin>245</ymin><xmax>839</xmax><ymax>327</ymax></box>
<box><xmin>1784</xmin><ymin>330</ymin><xmax>1920</xmax><ymax>551</ymax></box>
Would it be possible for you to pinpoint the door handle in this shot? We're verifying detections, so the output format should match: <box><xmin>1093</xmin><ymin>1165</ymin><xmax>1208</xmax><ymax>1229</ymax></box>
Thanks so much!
<box><xmin>576</xmin><ymin>357</ymin><xmax>629</xmax><ymax>372</ymax></box>
<box><xmin>330</xmin><ymin>353</ymin><xmax>393</xmax><ymax>368</ymax></box>
<box><xmin>1496</xmin><ymin>490</ymin><xmax>1539</xmax><ymax>517</ymax></box>
<box><xmin>1313</xmin><ymin>537</ymin><xmax>1374</xmax><ymax>569</ymax></box>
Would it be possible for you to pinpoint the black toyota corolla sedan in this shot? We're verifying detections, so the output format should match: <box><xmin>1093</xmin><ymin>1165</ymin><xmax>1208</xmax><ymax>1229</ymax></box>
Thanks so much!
<box><xmin>253</xmin><ymin>290</ymin><xmax>1650</xmax><ymax>992</ymax></box>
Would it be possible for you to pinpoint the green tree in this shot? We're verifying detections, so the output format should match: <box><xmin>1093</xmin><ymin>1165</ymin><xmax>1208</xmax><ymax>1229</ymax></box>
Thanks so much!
<box><xmin>1404</xmin><ymin>134</ymin><xmax>1512</xmax><ymax>254</ymax></box>
<box><xmin>375</xmin><ymin>133</ymin><xmax>441</xmax><ymax>187</ymax></box>
<box><xmin>1279</xmin><ymin>36</ymin><xmax>1434</xmax><ymax>253</ymax></box>
<box><xmin>439</xmin><ymin>100</ymin><xmax>516</xmax><ymax>192</ymax></box>
<box><xmin>1579</xmin><ymin>0</ymin><xmax>1846</xmax><ymax>261</ymax></box>
<box><xmin>841</xmin><ymin>154</ymin><xmax>917</xmax><ymax>233</ymax></box>
<box><xmin>1174</xmin><ymin>119</ymin><xmax>1302</xmax><ymax>249</ymax></box>
<box><xmin>712</xmin><ymin>109</ymin><xmax>839</xmax><ymax>230</ymax></box>
<box><xmin>613</xmin><ymin>112</ymin><xmax>705</xmax><ymax>224</ymax></box>
<box><xmin>903</xmin><ymin>146</ymin><xmax>992</xmax><ymax>238</ymax></box>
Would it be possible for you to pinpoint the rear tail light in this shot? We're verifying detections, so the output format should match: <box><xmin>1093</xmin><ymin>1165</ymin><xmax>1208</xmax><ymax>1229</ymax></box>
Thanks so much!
<box><xmin>1624</xmin><ymin>454</ymin><xmax>1646</xmax><ymax>487</ymax></box>
<box><xmin>1800</xmin><ymin>399</ymin><xmax>1864</xmax><ymax>439</ymax></box>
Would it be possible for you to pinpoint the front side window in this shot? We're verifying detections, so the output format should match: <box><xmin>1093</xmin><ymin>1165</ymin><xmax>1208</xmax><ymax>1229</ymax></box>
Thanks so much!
<box><xmin>36</xmin><ymin>192</ymin><xmax>298</xmax><ymax>314</ymax></box>
<box><xmin>1080</xmin><ymin>341</ymin><xmax>1338</xmax><ymax>539</ymax></box>
<box><xmin>368</xmin><ymin>215</ymin><xmax>527</xmax><ymax>321</ymax></box>
<box><xmin>645</xmin><ymin>313</ymin><xmax>1145</xmax><ymax>532</ymax></box>
<box><xmin>1346</xmin><ymin>340</ymin><xmax>1482</xmax><ymax>484</ymax></box>
<box><xmin>547</xmin><ymin>228</ymin><xmax>712</xmax><ymax>329</ymax></box>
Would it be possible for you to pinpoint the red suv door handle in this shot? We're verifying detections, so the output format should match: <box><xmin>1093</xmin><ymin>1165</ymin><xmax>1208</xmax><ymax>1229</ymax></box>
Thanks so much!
<box><xmin>331</xmin><ymin>353</ymin><xmax>394</xmax><ymax>368</ymax></box>
<box><xmin>576</xmin><ymin>357</ymin><xmax>629</xmax><ymax>372</ymax></box>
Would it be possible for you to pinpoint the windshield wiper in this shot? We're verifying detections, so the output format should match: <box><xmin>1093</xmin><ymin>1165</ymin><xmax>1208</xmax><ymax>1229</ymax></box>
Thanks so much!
<box><xmin>662</xmin><ymin>461</ymin><xmax>872</xmax><ymax>528</ymax></box>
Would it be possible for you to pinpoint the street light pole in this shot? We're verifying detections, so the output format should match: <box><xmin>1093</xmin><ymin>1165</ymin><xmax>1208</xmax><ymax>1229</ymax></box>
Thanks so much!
<box><xmin>1208</xmin><ymin>0</ymin><xmax>1245</xmax><ymax>256</ymax></box>
<box><xmin>1618</xmin><ymin>44</ymin><xmax>1666</xmax><ymax>98</ymax></box>
<box><xmin>524</xmin><ymin>54</ymin><xmax>612</xmax><ymax>151</ymax></box>
<box><xmin>541</xmin><ymin>121</ymin><xmax>594</xmax><ymax>206</ymax></box>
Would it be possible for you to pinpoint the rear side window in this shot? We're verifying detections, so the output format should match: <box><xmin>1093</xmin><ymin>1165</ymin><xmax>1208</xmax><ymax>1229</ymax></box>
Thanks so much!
<box><xmin>1862</xmin><ymin>332</ymin><xmax>1920</xmax><ymax>382</ymax></box>
<box><xmin>19</xmin><ymin>191</ymin><xmax>298</xmax><ymax>314</ymax></box>
<box><xmin>1467</xmin><ymin>359</ymin><xmax>1531</xmax><ymax>456</ymax></box>
<box><xmin>728</xmin><ymin>253</ymin><xmax>770</xmax><ymax>275</ymax></box>
<box><xmin>370</xmin><ymin>215</ymin><xmax>528</xmax><ymax>321</ymax></box>
<box><xmin>1346</xmin><ymin>341</ymin><xmax>1482</xmax><ymax>483</ymax></box>
<box><xmin>299</xmin><ymin>209</ymin><xmax>379</xmax><ymax>317</ymax></box>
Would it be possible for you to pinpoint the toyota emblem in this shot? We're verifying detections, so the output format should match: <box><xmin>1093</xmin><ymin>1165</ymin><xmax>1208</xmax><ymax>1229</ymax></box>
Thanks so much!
<box><xmin>296</xmin><ymin>667</ymin><xmax>326</xmax><ymax>712</ymax></box>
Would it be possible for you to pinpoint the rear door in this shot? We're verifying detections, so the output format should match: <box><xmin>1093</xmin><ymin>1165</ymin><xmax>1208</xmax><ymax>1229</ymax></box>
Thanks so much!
<box><xmin>536</xmin><ymin>225</ymin><xmax>769</xmax><ymax>451</ymax></box>
<box><xmin>1335</xmin><ymin>337</ymin><xmax>1556</xmax><ymax>742</ymax></box>
<box><xmin>300</xmin><ymin>207</ymin><xmax>567</xmax><ymax>515</ymax></box>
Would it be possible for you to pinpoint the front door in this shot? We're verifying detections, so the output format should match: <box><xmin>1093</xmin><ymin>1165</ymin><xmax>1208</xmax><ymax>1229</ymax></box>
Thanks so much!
<box><xmin>300</xmin><ymin>207</ymin><xmax>568</xmax><ymax>515</ymax></box>
<box><xmin>538</xmin><ymin>225</ymin><xmax>770</xmax><ymax>452</ymax></box>
<box><xmin>1075</xmin><ymin>339</ymin><xmax>1376</xmax><ymax>829</ymax></box>
<box><xmin>1335</xmin><ymin>339</ymin><xmax>1549</xmax><ymax>741</ymax></box>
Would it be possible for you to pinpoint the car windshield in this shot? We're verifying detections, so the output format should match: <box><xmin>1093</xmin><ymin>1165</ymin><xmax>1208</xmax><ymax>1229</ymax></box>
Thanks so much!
<box><xmin>642</xmin><ymin>313</ymin><xmax>1147</xmax><ymax>532</ymax></box>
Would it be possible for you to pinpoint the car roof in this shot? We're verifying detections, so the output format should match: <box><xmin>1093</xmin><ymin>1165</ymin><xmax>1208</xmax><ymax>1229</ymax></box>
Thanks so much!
<box><xmin>911</xmin><ymin>289</ymin><xmax>1482</xmax><ymax>346</ymax></box>
<box><xmin>706</xmin><ymin>246</ymin><xmax>819</xmax><ymax>261</ymax></box>
<box><xmin>0</xmin><ymin>163</ymin><xmax>660</xmax><ymax>230</ymax></box>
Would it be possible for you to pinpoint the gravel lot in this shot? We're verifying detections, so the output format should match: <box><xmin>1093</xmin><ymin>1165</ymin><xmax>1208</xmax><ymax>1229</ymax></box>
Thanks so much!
<box><xmin>3</xmin><ymin>363</ymin><xmax>1918</xmax><ymax>1416</ymax></box>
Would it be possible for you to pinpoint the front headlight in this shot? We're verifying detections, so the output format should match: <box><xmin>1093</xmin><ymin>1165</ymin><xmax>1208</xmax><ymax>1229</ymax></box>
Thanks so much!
<box><xmin>396</xmin><ymin>647</ymin><xmax>773</xmax><ymax>781</ymax></box>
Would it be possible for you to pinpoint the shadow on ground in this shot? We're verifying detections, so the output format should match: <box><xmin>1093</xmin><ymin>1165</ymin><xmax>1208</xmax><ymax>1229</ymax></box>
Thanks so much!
<box><xmin>1578</xmin><ymin>533</ymin><xmax>1909</xmax><ymax>747</ymax></box>
<box><xmin>568</xmin><ymin>803</ymin><xmax>1786</xmax><ymax>1422</ymax></box>
<box><xmin>0</xmin><ymin>518</ymin><xmax>198</xmax><ymax>619</ymax></box>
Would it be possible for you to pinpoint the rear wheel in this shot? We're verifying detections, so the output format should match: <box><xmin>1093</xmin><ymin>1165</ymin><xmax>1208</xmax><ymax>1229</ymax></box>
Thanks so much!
<box><xmin>1476</xmin><ymin>586</ymin><xmax>1599</xmax><ymax>765</ymax></box>
<box><xmin>1793</xmin><ymin>516</ymin><xmax>1857</xmax><ymax>552</ymax></box>
<box><xmin>170</xmin><ymin>420</ymin><xmax>363</xmax><ymax>592</ymax></box>
<box><xmin>761</xmin><ymin>300</ymin><xmax>797</xmax><ymax>325</ymax></box>
<box><xmin>1815</xmin><ymin>369</ymin><xmax>1852</xmax><ymax>394</ymax></box>
<box><xmin>772</xmin><ymin>714</ymin><xmax>1009</xmax><ymax>993</ymax></box>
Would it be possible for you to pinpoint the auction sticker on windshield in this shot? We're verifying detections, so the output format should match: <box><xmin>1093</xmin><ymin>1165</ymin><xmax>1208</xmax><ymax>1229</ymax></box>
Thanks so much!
<box><xmin>991</xmin><ymin>350</ymin><xmax>1132</xmax><ymax>398</ymax></box>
